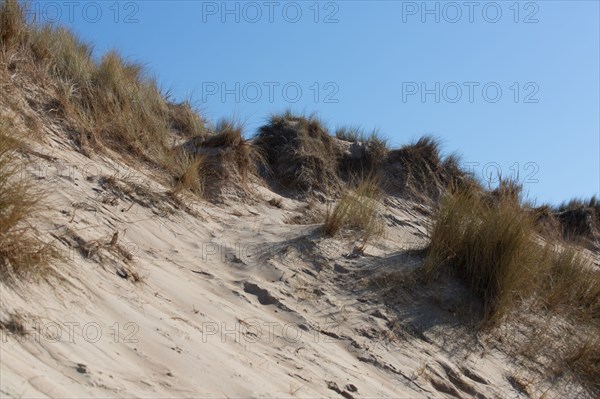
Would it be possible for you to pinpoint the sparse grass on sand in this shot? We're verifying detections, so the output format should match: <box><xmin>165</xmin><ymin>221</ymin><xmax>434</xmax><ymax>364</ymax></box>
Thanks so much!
<box><xmin>335</xmin><ymin>126</ymin><xmax>389</xmax><ymax>177</ymax></box>
<box><xmin>0</xmin><ymin>117</ymin><xmax>55</xmax><ymax>281</ymax></box>
<box><xmin>322</xmin><ymin>174</ymin><xmax>385</xmax><ymax>249</ymax></box>
<box><xmin>178</xmin><ymin>119</ymin><xmax>264</xmax><ymax>197</ymax></box>
<box><xmin>171</xmin><ymin>152</ymin><xmax>206</xmax><ymax>197</ymax></box>
<box><xmin>424</xmin><ymin>180</ymin><xmax>600</xmax><ymax>393</ymax></box>
<box><xmin>0</xmin><ymin>0</ymin><xmax>207</xmax><ymax>189</ymax></box>
<box><xmin>202</xmin><ymin>119</ymin><xmax>264</xmax><ymax>185</ymax></box>
<box><xmin>425</xmin><ymin>180</ymin><xmax>600</xmax><ymax>322</ymax></box>
<box><xmin>424</xmin><ymin>182</ymin><xmax>538</xmax><ymax>323</ymax></box>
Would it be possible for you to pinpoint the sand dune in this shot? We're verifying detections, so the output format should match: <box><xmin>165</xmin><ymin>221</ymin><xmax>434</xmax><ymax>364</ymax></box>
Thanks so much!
<box><xmin>0</xmin><ymin>120</ymin><xmax>542</xmax><ymax>398</ymax></box>
<box><xmin>1</xmin><ymin>5</ymin><xmax>598</xmax><ymax>395</ymax></box>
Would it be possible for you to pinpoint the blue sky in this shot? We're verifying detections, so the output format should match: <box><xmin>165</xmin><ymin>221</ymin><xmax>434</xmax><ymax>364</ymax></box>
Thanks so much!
<box><xmin>30</xmin><ymin>0</ymin><xmax>599</xmax><ymax>204</ymax></box>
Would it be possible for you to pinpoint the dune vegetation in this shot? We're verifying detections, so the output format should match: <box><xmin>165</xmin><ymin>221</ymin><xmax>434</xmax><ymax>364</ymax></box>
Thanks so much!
<box><xmin>424</xmin><ymin>182</ymin><xmax>599</xmax><ymax>392</ymax></box>
<box><xmin>1</xmin><ymin>0</ymin><xmax>599</xmax><ymax>395</ymax></box>
<box><xmin>0</xmin><ymin>116</ymin><xmax>56</xmax><ymax>281</ymax></box>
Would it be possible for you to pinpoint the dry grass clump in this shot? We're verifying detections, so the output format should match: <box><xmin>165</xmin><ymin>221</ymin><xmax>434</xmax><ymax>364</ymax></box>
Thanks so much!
<box><xmin>203</xmin><ymin>120</ymin><xmax>247</xmax><ymax>147</ymax></box>
<box><xmin>555</xmin><ymin>202</ymin><xmax>599</xmax><ymax>250</ymax></box>
<box><xmin>557</xmin><ymin>196</ymin><xmax>599</xmax><ymax>212</ymax></box>
<box><xmin>426</xmin><ymin>180</ymin><xmax>600</xmax><ymax>323</ymax></box>
<box><xmin>179</xmin><ymin>119</ymin><xmax>263</xmax><ymax>198</ymax></box>
<box><xmin>530</xmin><ymin>204</ymin><xmax>562</xmax><ymax>239</ymax></box>
<box><xmin>0</xmin><ymin>312</ymin><xmax>26</xmax><ymax>336</ymax></box>
<box><xmin>483</xmin><ymin>178</ymin><xmax>524</xmax><ymax>207</ymax></box>
<box><xmin>541</xmin><ymin>246</ymin><xmax>600</xmax><ymax>320</ymax></box>
<box><xmin>0</xmin><ymin>0</ymin><xmax>26</xmax><ymax>49</ymax></box>
<box><xmin>0</xmin><ymin>117</ymin><xmax>54</xmax><ymax>281</ymax></box>
<box><xmin>204</xmin><ymin>119</ymin><xmax>263</xmax><ymax>185</ymax></box>
<box><xmin>335</xmin><ymin>126</ymin><xmax>388</xmax><ymax>149</ymax></box>
<box><xmin>335</xmin><ymin>126</ymin><xmax>366</xmax><ymax>142</ymax></box>
<box><xmin>530</xmin><ymin>196</ymin><xmax>600</xmax><ymax>250</ymax></box>
<box><xmin>255</xmin><ymin>114</ymin><xmax>391</xmax><ymax>197</ymax></box>
<box><xmin>424</xmin><ymin>183</ymin><xmax>540</xmax><ymax>323</ymax></box>
<box><xmin>322</xmin><ymin>174</ymin><xmax>385</xmax><ymax>248</ymax></box>
<box><xmin>30</xmin><ymin>26</ymin><xmax>95</xmax><ymax>83</ymax></box>
<box><xmin>384</xmin><ymin>136</ymin><xmax>471</xmax><ymax>201</ymax></box>
<box><xmin>68</xmin><ymin>50</ymin><xmax>172</xmax><ymax>160</ymax></box>
<box><xmin>0</xmin><ymin>1</ymin><xmax>207</xmax><ymax>182</ymax></box>
<box><xmin>171</xmin><ymin>153</ymin><xmax>206</xmax><ymax>196</ymax></box>
<box><xmin>255</xmin><ymin>110</ymin><xmax>342</xmax><ymax>196</ymax></box>
<box><xmin>335</xmin><ymin>126</ymin><xmax>389</xmax><ymax>178</ymax></box>
<box><xmin>424</xmin><ymin>180</ymin><xmax>600</xmax><ymax>393</ymax></box>
<box><xmin>167</xmin><ymin>100</ymin><xmax>205</xmax><ymax>138</ymax></box>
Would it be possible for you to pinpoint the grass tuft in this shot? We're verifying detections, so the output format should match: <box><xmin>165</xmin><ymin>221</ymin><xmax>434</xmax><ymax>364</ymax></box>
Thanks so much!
<box><xmin>336</xmin><ymin>126</ymin><xmax>389</xmax><ymax>178</ymax></box>
<box><xmin>541</xmin><ymin>245</ymin><xmax>600</xmax><ymax>320</ymax></box>
<box><xmin>179</xmin><ymin>119</ymin><xmax>264</xmax><ymax>197</ymax></box>
<box><xmin>552</xmin><ymin>197</ymin><xmax>600</xmax><ymax>249</ymax></box>
<box><xmin>0</xmin><ymin>117</ymin><xmax>55</xmax><ymax>281</ymax></box>
<box><xmin>556</xmin><ymin>196</ymin><xmax>599</xmax><ymax>212</ymax></box>
<box><xmin>172</xmin><ymin>153</ymin><xmax>206</xmax><ymax>196</ymax></box>
<box><xmin>255</xmin><ymin>110</ymin><xmax>341</xmax><ymax>196</ymax></box>
<box><xmin>323</xmin><ymin>174</ymin><xmax>385</xmax><ymax>248</ymax></box>
<box><xmin>335</xmin><ymin>126</ymin><xmax>388</xmax><ymax>149</ymax></box>
<box><xmin>384</xmin><ymin>135</ymin><xmax>471</xmax><ymax>201</ymax></box>
<box><xmin>167</xmin><ymin>100</ymin><xmax>205</xmax><ymax>138</ymax></box>
<box><xmin>424</xmin><ymin>182</ymin><xmax>539</xmax><ymax>323</ymax></box>
<box><xmin>0</xmin><ymin>0</ymin><xmax>26</xmax><ymax>48</ymax></box>
<box><xmin>0</xmin><ymin>2</ymin><xmax>207</xmax><ymax>190</ymax></box>
<box><xmin>424</xmin><ymin>180</ymin><xmax>600</xmax><ymax>393</ymax></box>
<box><xmin>425</xmin><ymin>178</ymin><xmax>600</xmax><ymax>324</ymax></box>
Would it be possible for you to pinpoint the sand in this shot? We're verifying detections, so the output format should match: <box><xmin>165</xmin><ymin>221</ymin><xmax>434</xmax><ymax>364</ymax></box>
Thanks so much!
<box><xmin>0</xmin><ymin>117</ymin><xmax>542</xmax><ymax>398</ymax></box>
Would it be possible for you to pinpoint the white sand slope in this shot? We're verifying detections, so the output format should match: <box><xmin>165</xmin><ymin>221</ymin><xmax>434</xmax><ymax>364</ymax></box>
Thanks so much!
<box><xmin>0</xmin><ymin>118</ymin><xmax>546</xmax><ymax>398</ymax></box>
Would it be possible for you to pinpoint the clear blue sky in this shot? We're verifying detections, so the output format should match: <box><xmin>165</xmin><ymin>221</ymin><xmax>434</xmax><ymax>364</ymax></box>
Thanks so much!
<box><xmin>30</xmin><ymin>0</ymin><xmax>599</xmax><ymax>205</ymax></box>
